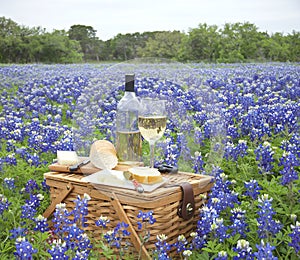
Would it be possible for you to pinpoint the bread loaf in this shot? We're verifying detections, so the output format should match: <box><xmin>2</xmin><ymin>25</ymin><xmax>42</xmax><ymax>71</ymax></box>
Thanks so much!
<box><xmin>89</xmin><ymin>140</ymin><xmax>118</xmax><ymax>169</ymax></box>
<box><xmin>127</xmin><ymin>167</ymin><xmax>163</xmax><ymax>184</ymax></box>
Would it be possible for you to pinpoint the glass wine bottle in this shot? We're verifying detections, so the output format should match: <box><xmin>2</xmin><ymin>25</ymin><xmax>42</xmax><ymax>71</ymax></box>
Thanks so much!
<box><xmin>116</xmin><ymin>74</ymin><xmax>142</xmax><ymax>164</ymax></box>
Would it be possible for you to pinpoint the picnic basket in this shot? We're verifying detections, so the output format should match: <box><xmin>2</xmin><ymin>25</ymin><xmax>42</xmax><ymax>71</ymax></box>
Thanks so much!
<box><xmin>44</xmin><ymin>169</ymin><xmax>213</xmax><ymax>259</ymax></box>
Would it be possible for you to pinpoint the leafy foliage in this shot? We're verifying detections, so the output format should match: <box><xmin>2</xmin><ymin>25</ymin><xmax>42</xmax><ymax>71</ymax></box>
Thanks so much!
<box><xmin>1</xmin><ymin>16</ymin><xmax>300</xmax><ymax>63</ymax></box>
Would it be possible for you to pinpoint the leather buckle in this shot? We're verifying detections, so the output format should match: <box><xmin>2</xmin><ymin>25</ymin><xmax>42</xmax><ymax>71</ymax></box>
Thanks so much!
<box><xmin>177</xmin><ymin>182</ymin><xmax>195</xmax><ymax>220</ymax></box>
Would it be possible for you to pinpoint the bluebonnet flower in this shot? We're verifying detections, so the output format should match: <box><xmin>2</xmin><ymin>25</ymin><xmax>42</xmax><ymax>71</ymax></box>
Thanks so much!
<box><xmin>278</xmin><ymin>151</ymin><xmax>299</xmax><ymax>185</ymax></box>
<box><xmin>215</xmin><ymin>251</ymin><xmax>228</xmax><ymax>260</ymax></box>
<box><xmin>189</xmin><ymin>231</ymin><xmax>206</xmax><ymax>251</ymax></box>
<box><xmin>254</xmin><ymin>240</ymin><xmax>278</xmax><ymax>259</ymax></box>
<box><xmin>194</xmin><ymin>127</ymin><xmax>205</xmax><ymax>145</ymax></box>
<box><xmin>137</xmin><ymin>210</ymin><xmax>156</xmax><ymax>230</ymax></box>
<box><xmin>159</xmin><ymin>136</ymin><xmax>180</xmax><ymax>167</ymax></box>
<box><xmin>177</xmin><ymin>133</ymin><xmax>191</xmax><ymax>162</ymax></box>
<box><xmin>73</xmin><ymin>249</ymin><xmax>90</xmax><ymax>260</ymax></box>
<box><xmin>64</xmin><ymin>223</ymin><xmax>92</xmax><ymax>255</ymax></box>
<box><xmin>95</xmin><ymin>215</ymin><xmax>110</xmax><ymax>228</ymax></box>
<box><xmin>52</xmin><ymin>203</ymin><xmax>71</xmax><ymax>235</ymax></box>
<box><xmin>227</xmin><ymin>124</ymin><xmax>239</xmax><ymax>139</ymax></box>
<box><xmin>210</xmin><ymin>217</ymin><xmax>229</xmax><ymax>242</ymax></box>
<box><xmin>26</xmin><ymin>152</ymin><xmax>41</xmax><ymax>166</ymax></box>
<box><xmin>76</xmin><ymin>233</ymin><xmax>92</xmax><ymax>255</ymax></box>
<box><xmin>0</xmin><ymin>157</ymin><xmax>3</xmax><ymax>171</ymax></box>
<box><xmin>10</xmin><ymin>227</ymin><xmax>27</xmax><ymax>239</ymax></box>
<box><xmin>0</xmin><ymin>194</ymin><xmax>10</xmax><ymax>215</ymax></box>
<box><xmin>230</xmin><ymin>207</ymin><xmax>248</xmax><ymax>238</ymax></box>
<box><xmin>208</xmin><ymin>168</ymin><xmax>240</xmax><ymax>213</ymax></box>
<box><xmin>243</xmin><ymin>179</ymin><xmax>261</xmax><ymax>200</ymax></box>
<box><xmin>254</xmin><ymin>142</ymin><xmax>274</xmax><ymax>174</ymax></box>
<box><xmin>70</xmin><ymin>193</ymin><xmax>91</xmax><ymax>227</ymax></box>
<box><xmin>257</xmin><ymin>194</ymin><xmax>282</xmax><ymax>239</ymax></box>
<box><xmin>289</xmin><ymin>221</ymin><xmax>300</xmax><ymax>254</ymax></box>
<box><xmin>154</xmin><ymin>234</ymin><xmax>171</xmax><ymax>259</ymax></box>
<box><xmin>233</xmin><ymin>239</ymin><xmax>253</xmax><ymax>260</ymax></box>
<box><xmin>21</xmin><ymin>204</ymin><xmax>37</xmax><ymax>221</ymax></box>
<box><xmin>5</xmin><ymin>153</ymin><xmax>17</xmax><ymax>165</ymax></box>
<box><xmin>14</xmin><ymin>237</ymin><xmax>38</xmax><ymax>260</ymax></box>
<box><xmin>3</xmin><ymin>177</ymin><xmax>16</xmax><ymax>190</ymax></box>
<box><xmin>173</xmin><ymin>234</ymin><xmax>188</xmax><ymax>253</ymax></box>
<box><xmin>41</xmin><ymin>178</ymin><xmax>50</xmax><ymax>191</ymax></box>
<box><xmin>192</xmin><ymin>151</ymin><xmax>205</xmax><ymax>173</ymax></box>
<box><xmin>236</xmin><ymin>140</ymin><xmax>248</xmax><ymax>158</ymax></box>
<box><xmin>25</xmin><ymin>193</ymin><xmax>44</xmax><ymax>209</ymax></box>
<box><xmin>196</xmin><ymin>205</ymin><xmax>218</xmax><ymax>248</ymax></box>
<box><xmin>182</xmin><ymin>249</ymin><xmax>193</xmax><ymax>258</ymax></box>
<box><xmin>23</xmin><ymin>179</ymin><xmax>40</xmax><ymax>194</ymax></box>
<box><xmin>65</xmin><ymin>224</ymin><xmax>84</xmax><ymax>247</ymax></box>
<box><xmin>48</xmin><ymin>239</ymin><xmax>69</xmax><ymax>260</ymax></box>
<box><xmin>104</xmin><ymin>221</ymin><xmax>131</xmax><ymax>249</ymax></box>
<box><xmin>224</xmin><ymin>140</ymin><xmax>248</xmax><ymax>161</ymax></box>
<box><xmin>34</xmin><ymin>214</ymin><xmax>49</xmax><ymax>233</ymax></box>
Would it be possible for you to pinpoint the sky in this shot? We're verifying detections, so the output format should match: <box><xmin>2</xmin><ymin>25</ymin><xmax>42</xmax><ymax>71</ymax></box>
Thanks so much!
<box><xmin>1</xmin><ymin>0</ymin><xmax>300</xmax><ymax>40</ymax></box>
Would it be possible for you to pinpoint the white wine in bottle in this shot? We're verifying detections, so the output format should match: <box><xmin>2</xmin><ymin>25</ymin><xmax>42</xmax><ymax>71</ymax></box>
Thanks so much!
<box><xmin>115</xmin><ymin>74</ymin><xmax>142</xmax><ymax>164</ymax></box>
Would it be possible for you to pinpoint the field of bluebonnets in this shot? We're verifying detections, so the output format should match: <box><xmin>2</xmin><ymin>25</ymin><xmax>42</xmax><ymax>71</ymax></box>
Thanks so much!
<box><xmin>0</xmin><ymin>62</ymin><xmax>299</xmax><ymax>259</ymax></box>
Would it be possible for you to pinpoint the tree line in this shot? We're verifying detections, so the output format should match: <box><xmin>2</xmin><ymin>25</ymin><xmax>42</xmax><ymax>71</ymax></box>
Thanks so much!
<box><xmin>0</xmin><ymin>16</ymin><xmax>299</xmax><ymax>63</ymax></box>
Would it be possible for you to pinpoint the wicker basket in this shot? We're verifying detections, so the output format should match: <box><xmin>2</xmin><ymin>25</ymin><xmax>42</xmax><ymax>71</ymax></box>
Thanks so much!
<box><xmin>44</xmin><ymin>171</ymin><xmax>213</xmax><ymax>259</ymax></box>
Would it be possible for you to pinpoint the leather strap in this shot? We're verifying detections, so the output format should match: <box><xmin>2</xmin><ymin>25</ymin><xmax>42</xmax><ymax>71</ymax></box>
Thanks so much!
<box><xmin>177</xmin><ymin>182</ymin><xmax>195</xmax><ymax>220</ymax></box>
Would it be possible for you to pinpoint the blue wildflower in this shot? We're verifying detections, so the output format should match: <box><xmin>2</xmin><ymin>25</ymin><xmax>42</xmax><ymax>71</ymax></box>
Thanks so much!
<box><xmin>215</xmin><ymin>251</ymin><xmax>228</xmax><ymax>260</ymax></box>
<box><xmin>230</xmin><ymin>207</ymin><xmax>248</xmax><ymax>238</ymax></box>
<box><xmin>5</xmin><ymin>153</ymin><xmax>17</xmax><ymax>165</ymax></box>
<box><xmin>257</xmin><ymin>194</ymin><xmax>282</xmax><ymax>239</ymax></box>
<box><xmin>278</xmin><ymin>151</ymin><xmax>299</xmax><ymax>185</ymax></box>
<box><xmin>254</xmin><ymin>142</ymin><xmax>274</xmax><ymax>174</ymax></box>
<box><xmin>243</xmin><ymin>179</ymin><xmax>261</xmax><ymax>200</ymax></box>
<box><xmin>48</xmin><ymin>239</ymin><xmax>69</xmax><ymax>260</ymax></box>
<box><xmin>21</xmin><ymin>204</ymin><xmax>37</xmax><ymax>220</ymax></box>
<box><xmin>104</xmin><ymin>221</ymin><xmax>131</xmax><ymax>249</ymax></box>
<box><xmin>14</xmin><ymin>237</ymin><xmax>38</xmax><ymax>260</ymax></box>
<box><xmin>10</xmin><ymin>227</ymin><xmax>27</xmax><ymax>239</ymax></box>
<box><xmin>173</xmin><ymin>234</ymin><xmax>188</xmax><ymax>253</ymax></box>
<box><xmin>289</xmin><ymin>221</ymin><xmax>300</xmax><ymax>254</ymax></box>
<box><xmin>41</xmin><ymin>178</ymin><xmax>50</xmax><ymax>191</ymax></box>
<box><xmin>210</xmin><ymin>217</ymin><xmax>229</xmax><ymax>242</ymax></box>
<box><xmin>70</xmin><ymin>193</ymin><xmax>91</xmax><ymax>227</ymax></box>
<box><xmin>254</xmin><ymin>240</ymin><xmax>278</xmax><ymax>259</ymax></box>
<box><xmin>193</xmin><ymin>151</ymin><xmax>205</xmax><ymax>173</ymax></box>
<box><xmin>3</xmin><ymin>177</ymin><xmax>16</xmax><ymax>190</ymax></box>
<box><xmin>23</xmin><ymin>179</ymin><xmax>40</xmax><ymax>194</ymax></box>
<box><xmin>25</xmin><ymin>193</ymin><xmax>44</xmax><ymax>209</ymax></box>
<box><xmin>233</xmin><ymin>239</ymin><xmax>253</xmax><ymax>260</ymax></box>
<box><xmin>95</xmin><ymin>215</ymin><xmax>110</xmax><ymax>228</ymax></box>
<box><xmin>137</xmin><ymin>210</ymin><xmax>156</xmax><ymax>230</ymax></box>
<box><xmin>34</xmin><ymin>215</ymin><xmax>49</xmax><ymax>233</ymax></box>
<box><xmin>208</xmin><ymin>168</ymin><xmax>240</xmax><ymax>213</ymax></box>
<box><xmin>154</xmin><ymin>234</ymin><xmax>171</xmax><ymax>259</ymax></box>
<box><xmin>0</xmin><ymin>194</ymin><xmax>10</xmax><ymax>215</ymax></box>
<box><xmin>52</xmin><ymin>203</ymin><xmax>71</xmax><ymax>235</ymax></box>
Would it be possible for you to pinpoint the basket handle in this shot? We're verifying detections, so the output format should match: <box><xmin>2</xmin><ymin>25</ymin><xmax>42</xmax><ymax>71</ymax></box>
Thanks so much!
<box><xmin>110</xmin><ymin>192</ymin><xmax>151</xmax><ymax>260</ymax></box>
<box><xmin>43</xmin><ymin>182</ymin><xmax>74</xmax><ymax>219</ymax></box>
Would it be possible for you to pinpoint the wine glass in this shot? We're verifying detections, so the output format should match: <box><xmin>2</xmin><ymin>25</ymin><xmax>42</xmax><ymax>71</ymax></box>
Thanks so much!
<box><xmin>138</xmin><ymin>98</ymin><xmax>167</xmax><ymax>168</ymax></box>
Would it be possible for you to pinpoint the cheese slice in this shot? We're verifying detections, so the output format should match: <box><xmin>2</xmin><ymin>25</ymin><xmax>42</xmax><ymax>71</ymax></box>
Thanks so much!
<box><xmin>57</xmin><ymin>150</ymin><xmax>79</xmax><ymax>166</ymax></box>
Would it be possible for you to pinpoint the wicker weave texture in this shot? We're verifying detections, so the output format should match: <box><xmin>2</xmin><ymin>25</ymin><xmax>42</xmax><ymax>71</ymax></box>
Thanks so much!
<box><xmin>45</xmin><ymin>172</ymin><xmax>213</xmax><ymax>257</ymax></box>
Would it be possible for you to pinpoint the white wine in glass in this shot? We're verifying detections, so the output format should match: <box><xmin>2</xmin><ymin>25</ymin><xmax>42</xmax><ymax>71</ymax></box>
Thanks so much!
<box><xmin>138</xmin><ymin>98</ymin><xmax>167</xmax><ymax>168</ymax></box>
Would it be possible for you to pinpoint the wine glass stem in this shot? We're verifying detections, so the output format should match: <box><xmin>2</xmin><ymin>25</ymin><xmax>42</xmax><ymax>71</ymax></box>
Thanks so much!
<box><xmin>149</xmin><ymin>141</ymin><xmax>155</xmax><ymax>168</ymax></box>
